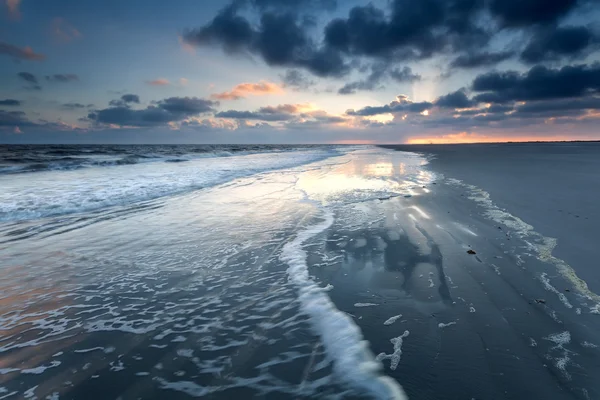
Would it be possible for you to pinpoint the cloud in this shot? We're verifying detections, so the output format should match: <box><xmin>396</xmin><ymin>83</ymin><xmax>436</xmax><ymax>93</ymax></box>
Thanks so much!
<box><xmin>182</xmin><ymin>5</ymin><xmax>348</xmax><ymax>77</ymax></box>
<box><xmin>109</xmin><ymin>94</ymin><xmax>141</xmax><ymax>107</ymax></box>
<box><xmin>338</xmin><ymin>64</ymin><xmax>420</xmax><ymax>95</ymax></box>
<box><xmin>214</xmin><ymin>103</ymin><xmax>346</xmax><ymax>127</ymax></box>
<box><xmin>346</xmin><ymin>95</ymin><xmax>433</xmax><ymax>116</ymax></box>
<box><xmin>0</xmin><ymin>41</ymin><xmax>46</xmax><ymax>61</ymax></box>
<box><xmin>62</xmin><ymin>102</ymin><xmax>87</xmax><ymax>109</ymax></box>
<box><xmin>45</xmin><ymin>74</ymin><xmax>79</xmax><ymax>82</ymax></box>
<box><xmin>0</xmin><ymin>99</ymin><xmax>21</xmax><ymax>106</ymax></box>
<box><xmin>121</xmin><ymin>94</ymin><xmax>140</xmax><ymax>104</ymax></box>
<box><xmin>513</xmin><ymin>96</ymin><xmax>600</xmax><ymax>115</ymax></box>
<box><xmin>324</xmin><ymin>0</ymin><xmax>490</xmax><ymax>61</ymax></box>
<box><xmin>251</xmin><ymin>0</ymin><xmax>337</xmax><ymax>12</ymax></box>
<box><xmin>146</xmin><ymin>78</ymin><xmax>170</xmax><ymax>86</ymax></box>
<box><xmin>216</xmin><ymin>103</ymin><xmax>302</xmax><ymax>121</ymax></box>
<box><xmin>88</xmin><ymin>96</ymin><xmax>218</xmax><ymax>127</ymax></box>
<box><xmin>280</xmin><ymin>69</ymin><xmax>315</xmax><ymax>90</ymax></box>
<box><xmin>211</xmin><ymin>80</ymin><xmax>284</xmax><ymax>100</ymax></box>
<box><xmin>472</xmin><ymin>63</ymin><xmax>600</xmax><ymax>103</ymax></box>
<box><xmin>51</xmin><ymin>18</ymin><xmax>82</xmax><ymax>42</ymax></box>
<box><xmin>5</xmin><ymin>0</ymin><xmax>21</xmax><ymax>20</ymax></box>
<box><xmin>520</xmin><ymin>26</ymin><xmax>598</xmax><ymax>63</ymax></box>
<box><xmin>18</xmin><ymin>71</ymin><xmax>37</xmax><ymax>84</ymax></box>
<box><xmin>488</xmin><ymin>0</ymin><xmax>582</xmax><ymax>27</ymax></box>
<box><xmin>216</xmin><ymin>110</ymin><xmax>295</xmax><ymax>121</ymax></box>
<box><xmin>435</xmin><ymin>89</ymin><xmax>476</xmax><ymax>108</ymax></box>
<box><xmin>0</xmin><ymin>110</ymin><xmax>32</xmax><ymax>127</ymax></box>
<box><xmin>389</xmin><ymin>66</ymin><xmax>421</xmax><ymax>83</ymax></box>
<box><xmin>18</xmin><ymin>71</ymin><xmax>41</xmax><ymax>89</ymax></box>
<box><xmin>450</xmin><ymin>51</ymin><xmax>514</xmax><ymax>69</ymax></box>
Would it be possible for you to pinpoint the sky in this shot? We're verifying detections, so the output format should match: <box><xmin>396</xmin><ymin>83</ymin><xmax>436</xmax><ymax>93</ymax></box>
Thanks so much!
<box><xmin>1</xmin><ymin>0</ymin><xmax>600</xmax><ymax>144</ymax></box>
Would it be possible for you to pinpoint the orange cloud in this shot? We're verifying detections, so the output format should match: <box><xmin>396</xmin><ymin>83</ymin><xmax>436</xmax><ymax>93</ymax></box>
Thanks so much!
<box><xmin>52</xmin><ymin>18</ymin><xmax>82</xmax><ymax>42</ymax></box>
<box><xmin>211</xmin><ymin>81</ymin><xmax>284</xmax><ymax>100</ymax></box>
<box><xmin>5</xmin><ymin>0</ymin><xmax>21</xmax><ymax>20</ymax></box>
<box><xmin>146</xmin><ymin>78</ymin><xmax>170</xmax><ymax>86</ymax></box>
<box><xmin>406</xmin><ymin>132</ymin><xmax>592</xmax><ymax>144</ymax></box>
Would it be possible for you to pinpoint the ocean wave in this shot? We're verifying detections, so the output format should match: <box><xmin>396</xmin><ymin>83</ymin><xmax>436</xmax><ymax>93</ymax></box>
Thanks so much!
<box><xmin>0</xmin><ymin>144</ymin><xmax>341</xmax><ymax>175</ymax></box>
<box><xmin>280</xmin><ymin>199</ymin><xmax>407</xmax><ymax>399</ymax></box>
<box><xmin>0</xmin><ymin>148</ymin><xmax>344</xmax><ymax>222</ymax></box>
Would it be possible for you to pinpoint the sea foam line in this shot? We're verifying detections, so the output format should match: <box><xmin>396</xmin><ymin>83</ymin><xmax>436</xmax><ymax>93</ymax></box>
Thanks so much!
<box><xmin>447</xmin><ymin>178</ymin><xmax>600</xmax><ymax>313</ymax></box>
<box><xmin>280</xmin><ymin>208</ymin><xmax>407</xmax><ymax>400</ymax></box>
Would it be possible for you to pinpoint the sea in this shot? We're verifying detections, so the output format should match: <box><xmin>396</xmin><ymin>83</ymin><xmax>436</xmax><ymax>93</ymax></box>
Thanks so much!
<box><xmin>1</xmin><ymin>143</ymin><xmax>599</xmax><ymax>400</ymax></box>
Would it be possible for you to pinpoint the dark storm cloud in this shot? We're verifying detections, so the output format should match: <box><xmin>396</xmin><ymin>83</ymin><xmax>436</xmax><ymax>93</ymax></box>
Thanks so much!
<box><xmin>323</xmin><ymin>0</ymin><xmax>489</xmax><ymax>60</ymax></box>
<box><xmin>450</xmin><ymin>51</ymin><xmax>514</xmax><ymax>69</ymax></box>
<box><xmin>435</xmin><ymin>89</ymin><xmax>476</xmax><ymax>108</ymax></box>
<box><xmin>251</xmin><ymin>0</ymin><xmax>337</xmax><ymax>11</ymax></box>
<box><xmin>520</xmin><ymin>26</ymin><xmax>598</xmax><ymax>63</ymax></box>
<box><xmin>472</xmin><ymin>64</ymin><xmax>600</xmax><ymax>103</ymax></box>
<box><xmin>183</xmin><ymin>6</ymin><xmax>347</xmax><ymax>77</ymax></box>
<box><xmin>338</xmin><ymin>64</ymin><xmax>419</xmax><ymax>95</ymax></box>
<box><xmin>488</xmin><ymin>0</ymin><xmax>581</xmax><ymax>27</ymax></box>
<box><xmin>45</xmin><ymin>74</ymin><xmax>79</xmax><ymax>82</ymax></box>
<box><xmin>88</xmin><ymin>97</ymin><xmax>218</xmax><ymax>127</ymax></box>
<box><xmin>389</xmin><ymin>67</ymin><xmax>421</xmax><ymax>83</ymax></box>
<box><xmin>280</xmin><ymin>70</ymin><xmax>316</xmax><ymax>90</ymax></box>
<box><xmin>0</xmin><ymin>99</ymin><xmax>21</xmax><ymax>106</ymax></box>
<box><xmin>0</xmin><ymin>41</ymin><xmax>46</xmax><ymax>61</ymax></box>
<box><xmin>346</xmin><ymin>95</ymin><xmax>433</xmax><ymax>116</ymax></box>
<box><xmin>514</xmin><ymin>96</ymin><xmax>600</xmax><ymax>114</ymax></box>
<box><xmin>18</xmin><ymin>72</ymin><xmax>38</xmax><ymax>84</ymax></box>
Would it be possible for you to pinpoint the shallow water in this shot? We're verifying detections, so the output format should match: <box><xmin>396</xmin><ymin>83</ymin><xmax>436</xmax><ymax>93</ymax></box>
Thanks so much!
<box><xmin>1</xmin><ymin>145</ymin><xmax>599</xmax><ymax>399</ymax></box>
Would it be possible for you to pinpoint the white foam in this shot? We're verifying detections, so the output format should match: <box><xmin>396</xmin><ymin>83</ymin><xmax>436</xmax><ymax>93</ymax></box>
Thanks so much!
<box><xmin>376</xmin><ymin>331</ymin><xmax>410</xmax><ymax>370</ymax></box>
<box><xmin>24</xmin><ymin>386</ymin><xmax>38</xmax><ymax>399</ymax></box>
<box><xmin>581</xmin><ymin>341</ymin><xmax>597</xmax><ymax>348</ymax></box>
<box><xmin>469</xmin><ymin>307</ymin><xmax>476</xmax><ymax>313</ymax></box>
<box><xmin>438</xmin><ymin>321</ymin><xmax>457</xmax><ymax>329</ymax></box>
<box><xmin>22</xmin><ymin>361</ymin><xmax>61</xmax><ymax>375</ymax></box>
<box><xmin>539</xmin><ymin>273</ymin><xmax>573</xmax><ymax>309</ymax></box>
<box><xmin>280</xmin><ymin>208</ymin><xmax>407</xmax><ymax>400</ymax></box>
<box><xmin>176</xmin><ymin>349</ymin><xmax>194</xmax><ymax>358</ymax></box>
<box><xmin>0</xmin><ymin>390</ymin><xmax>17</xmax><ymax>400</ymax></box>
<box><xmin>543</xmin><ymin>331</ymin><xmax>572</xmax><ymax>378</ymax></box>
<box><xmin>354</xmin><ymin>303</ymin><xmax>378</xmax><ymax>308</ymax></box>
<box><xmin>383</xmin><ymin>315</ymin><xmax>402</xmax><ymax>326</ymax></box>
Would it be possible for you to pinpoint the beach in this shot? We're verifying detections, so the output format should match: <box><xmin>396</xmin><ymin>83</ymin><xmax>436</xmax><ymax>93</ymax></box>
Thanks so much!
<box><xmin>1</xmin><ymin>144</ymin><xmax>599</xmax><ymax>399</ymax></box>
